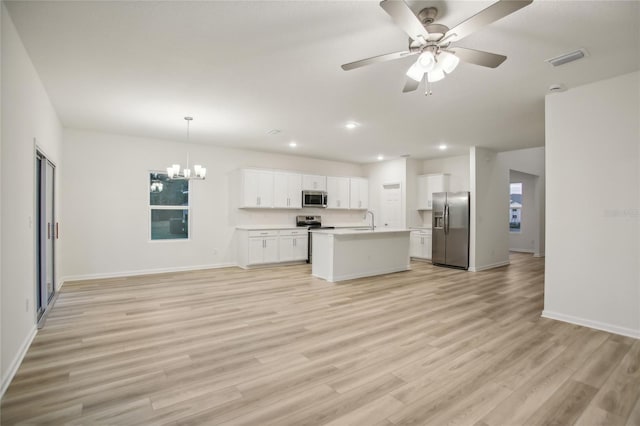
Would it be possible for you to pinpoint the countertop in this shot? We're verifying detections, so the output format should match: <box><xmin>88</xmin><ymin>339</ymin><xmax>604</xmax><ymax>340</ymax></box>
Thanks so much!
<box><xmin>236</xmin><ymin>223</ymin><xmax>371</xmax><ymax>231</ymax></box>
<box><xmin>235</xmin><ymin>225</ymin><xmax>301</xmax><ymax>230</ymax></box>
<box><xmin>310</xmin><ymin>228</ymin><xmax>412</xmax><ymax>236</ymax></box>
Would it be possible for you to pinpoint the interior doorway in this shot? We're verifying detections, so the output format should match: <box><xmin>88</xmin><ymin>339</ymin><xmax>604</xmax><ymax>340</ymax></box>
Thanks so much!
<box><xmin>381</xmin><ymin>182</ymin><xmax>402</xmax><ymax>228</ymax></box>
<box><xmin>36</xmin><ymin>151</ymin><xmax>56</xmax><ymax>324</ymax></box>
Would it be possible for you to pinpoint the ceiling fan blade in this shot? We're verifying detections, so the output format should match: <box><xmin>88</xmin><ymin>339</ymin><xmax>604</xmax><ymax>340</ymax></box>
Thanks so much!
<box><xmin>403</xmin><ymin>78</ymin><xmax>420</xmax><ymax>93</ymax></box>
<box><xmin>445</xmin><ymin>0</ymin><xmax>533</xmax><ymax>43</ymax></box>
<box><xmin>448</xmin><ymin>47</ymin><xmax>507</xmax><ymax>68</ymax></box>
<box><xmin>379</xmin><ymin>0</ymin><xmax>429</xmax><ymax>42</ymax></box>
<box><xmin>341</xmin><ymin>50</ymin><xmax>417</xmax><ymax>71</ymax></box>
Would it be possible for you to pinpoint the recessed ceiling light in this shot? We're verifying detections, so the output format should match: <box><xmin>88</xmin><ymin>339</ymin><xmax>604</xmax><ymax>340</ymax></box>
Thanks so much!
<box><xmin>439</xmin><ymin>144</ymin><xmax>447</xmax><ymax>150</ymax></box>
<box><xmin>289</xmin><ymin>141</ymin><xmax>297</xmax><ymax>148</ymax></box>
<box><xmin>377</xmin><ymin>154</ymin><xmax>384</xmax><ymax>161</ymax></box>
<box><xmin>345</xmin><ymin>121</ymin><xmax>360</xmax><ymax>130</ymax></box>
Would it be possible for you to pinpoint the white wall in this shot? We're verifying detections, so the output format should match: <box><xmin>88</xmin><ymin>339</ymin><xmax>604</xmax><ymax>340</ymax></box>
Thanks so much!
<box><xmin>509</xmin><ymin>170</ymin><xmax>537</xmax><ymax>253</ymax></box>
<box><xmin>1</xmin><ymin>4</ymin><xmax>63</xmax><ymax>394</ymax></box>
<box><xmin>61</xmin><ymin>128</ymin><xmax>365</xmax><ymax>280</ymax></box>
<box><xmin>405</xmin><ymin>158</ymin><xmax>421</xmax><ymax>228</ymax></box>
<box><xmin>421</xmin><ymin>154</ymin><xmax>470</xmax><ymax>227</ymax></box>
<box><xmin>469</xmin><ymin>147</ymin><xmax>510</xmax><ymax>271</ymax></box>
<box><xmin>544</xmin><ymin>71</ymin><xmax>640</xmax><ymax>338</ymax></box>
<box><xmin>364</xmin><ymin>158</ymin><xmax>407</xmax><ymax>229</ymax></box>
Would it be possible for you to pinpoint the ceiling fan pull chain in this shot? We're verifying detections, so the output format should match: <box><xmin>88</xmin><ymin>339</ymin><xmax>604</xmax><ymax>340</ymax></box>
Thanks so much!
<box><xmin>424</xmin><ymin>74</ymin><xmax>433</xmax><ymax>96</ymax></box>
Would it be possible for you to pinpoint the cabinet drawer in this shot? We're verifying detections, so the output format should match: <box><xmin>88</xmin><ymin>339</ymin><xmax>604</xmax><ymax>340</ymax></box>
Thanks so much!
<box><xmin>248</xmin><ymin>230</ymin><xmax>279</xmax><ymax>238</ymax></box>
<box><xmin>279</xmin><ymin>229</ymin><xmax>308</xmax><ymax>236</ymax></box>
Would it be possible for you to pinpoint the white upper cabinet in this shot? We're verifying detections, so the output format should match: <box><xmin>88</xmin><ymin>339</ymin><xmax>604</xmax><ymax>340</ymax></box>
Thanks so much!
<box><xmin>241</xmin><ymin>169</ymin><xmax>274</xmax><ymax>208</ymax></box>
<box><xmin>349</xmin><ymin>178</ymin><xmax>369</xmax><ymax>209</ymax></box>
<box><xmin>417</xmin><ymin>173</ymin><xmax>449</xmax><ymax>210</ymax></box>
<box><xmin>326</xmin><ymin>176</ymin><xmax>350</xmax><ymax>209</ymax></box>
<box><xmin>273</xmin><ymin>172</ymin><xmax>302</xmax><ymax>209</ymax></box>
<box><xmin>302</xmin><ymin>174</ymin><xmax>327</xmax><ymax>191</ymax></box>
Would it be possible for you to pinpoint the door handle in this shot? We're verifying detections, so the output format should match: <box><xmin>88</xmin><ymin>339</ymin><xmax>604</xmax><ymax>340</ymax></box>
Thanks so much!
<box><xmin>55</xmin><ymin>222</ymin><xmax>59</xmax><ymax>239</ymax></box>
<box><xmin>47</xmin><ymin>222</ymin><xmax>51</xmax><ymax>239</ymax></box>
<box><xmin>444</xmin><ymin>205</ymin><xmax>450</xmax><ymax>234</ymax></box>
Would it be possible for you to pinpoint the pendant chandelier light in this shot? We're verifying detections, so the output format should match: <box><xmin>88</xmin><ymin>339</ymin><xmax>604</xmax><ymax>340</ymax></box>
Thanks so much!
<box><xmin>166</xmin><ymin>117</ymin><xmax>206</xmax><ymax>180</ymax></box>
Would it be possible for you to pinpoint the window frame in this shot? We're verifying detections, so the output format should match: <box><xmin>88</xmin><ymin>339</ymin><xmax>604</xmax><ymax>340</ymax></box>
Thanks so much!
<box><xmin>148</xmin><ymin>171</ymin><xmax>191</xmax><ymax>242</ymax></box>
<box><xmin>509</xmin><ymin>182</ymin><xmax>522</xmax><ymax>234</ymax></box>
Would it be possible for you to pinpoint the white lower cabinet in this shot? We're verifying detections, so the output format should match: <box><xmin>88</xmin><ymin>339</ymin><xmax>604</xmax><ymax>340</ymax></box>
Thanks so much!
<box><xmin>410</xmin><ymin>230</ymin><xmax>432</xmax><ymax>260</ymax></box>
<box><xmin>247</xmin><ymin>232</ymin><xmax>279</xmax><ymax>265</ymax></box>
<box><xmin>238</xmin><ymin>228</ymin><xmax>308</xmax><ymax>268</ymax></box>
<box><xmin>279</xmin><ymin>235</ymin><xmax>308</xmax><ymax>262</ymax></box>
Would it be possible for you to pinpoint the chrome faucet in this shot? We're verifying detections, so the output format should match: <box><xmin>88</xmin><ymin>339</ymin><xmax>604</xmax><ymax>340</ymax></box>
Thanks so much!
<box><xmin>366</xmin><ymin>210</ymin><xmax>375</xmax><ymax>230</ymax></box>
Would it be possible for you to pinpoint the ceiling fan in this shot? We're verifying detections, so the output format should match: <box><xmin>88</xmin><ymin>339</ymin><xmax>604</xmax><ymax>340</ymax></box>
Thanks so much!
<box><xmin>341</xmin><ymin>0</ymin><xmax>533</xmax><ymax>94</ymax></box>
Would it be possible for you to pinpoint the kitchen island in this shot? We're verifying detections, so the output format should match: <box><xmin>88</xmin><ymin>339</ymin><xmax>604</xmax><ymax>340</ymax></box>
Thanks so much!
<box><xmin>311</xmin><ymin>228</ymin><xmax>411</xmax><ymax>282</ymax></box>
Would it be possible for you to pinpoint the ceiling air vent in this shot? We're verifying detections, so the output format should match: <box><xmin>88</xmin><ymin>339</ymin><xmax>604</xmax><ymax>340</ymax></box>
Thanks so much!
<box><xmin>545</xmin><ymin>48</ymin><xmax>588</xmax><ymax>67</ymax></box>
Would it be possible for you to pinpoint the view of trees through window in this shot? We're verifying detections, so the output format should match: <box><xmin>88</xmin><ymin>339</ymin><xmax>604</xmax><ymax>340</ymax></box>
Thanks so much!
<box><xmin>149</xmin><ymin>173</ymin><xmax>189</xmax><ymax>240</ymax></box>
<box><xmin>510</xmin><ymin>182</ymin><xmax>522</xmax><ymax>232</ymax></box>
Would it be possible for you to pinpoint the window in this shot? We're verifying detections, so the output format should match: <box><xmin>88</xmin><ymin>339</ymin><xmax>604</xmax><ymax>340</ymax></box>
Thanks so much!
<box><xmin>509</xmin><ymin>182</ymin><xmax>522</xmax><ymax>232</ymax></box>
<box><xmin>149</xmin><ymin>172</ymin><xmax>189</xmax><ymax>240</ymax></box>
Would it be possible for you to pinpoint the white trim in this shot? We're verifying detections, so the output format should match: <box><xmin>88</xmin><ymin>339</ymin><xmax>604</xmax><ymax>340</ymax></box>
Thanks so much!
<box><xmin>1</xmin><ymin>325</ymin><xmax>38</xmax><ymax>397</ymax></box>
<box><xmin>509</xmin><ymin>248</ymin><xmax>535</xmax><ymax>254</ymax></box>
<box><xmin>60</xmin><ymin>262</ymin><xmax>237</xmax><ymax>283</ymax></box>
<box><xmin>533</xmin><ymin>251</ymin><xmax>545</xmax><ymax>258</ymax></box>
<box><xmin>469</xmin><ymin>260</ymin><xmax>510</xmax><ymax>272</ymax></box>
<box><xmin>542</xmin><ymin>310</ymin><xmax>640</xmax><ymax>339</ymax></box>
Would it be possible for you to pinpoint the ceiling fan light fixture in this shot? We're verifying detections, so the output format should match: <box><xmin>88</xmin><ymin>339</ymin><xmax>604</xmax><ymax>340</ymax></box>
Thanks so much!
<box><xmin>416</xmin><ymin>51</ymin><xmax>436</xmax><ymax>72</ymax></box>
<box><xmin>427</xmin><ymin>65</ymin><xmax>445</xmax><ymax>83</ymax></box>
<box><xmin>406</xmin><ymin>62</ymin><xmax>424</xmax><ymax>82</ymax></box>
<box><xmin>439</xmin><ymin>51</ymin><xmax>460</xmax><ymax>74</ymax></box>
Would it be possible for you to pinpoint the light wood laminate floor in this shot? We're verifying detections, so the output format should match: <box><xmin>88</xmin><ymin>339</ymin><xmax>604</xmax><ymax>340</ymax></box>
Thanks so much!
<box><xmin>2</xmin><ymin>253</ymin><xmax>639</xmax><ymax>425</ymax></box>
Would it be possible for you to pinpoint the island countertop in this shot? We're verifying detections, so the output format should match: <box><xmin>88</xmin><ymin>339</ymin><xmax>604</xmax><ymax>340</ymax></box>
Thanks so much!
<box><xmin>310</xmin><ymin>228</ymin><xmax>412</xmax><ymax>236</ymax></box>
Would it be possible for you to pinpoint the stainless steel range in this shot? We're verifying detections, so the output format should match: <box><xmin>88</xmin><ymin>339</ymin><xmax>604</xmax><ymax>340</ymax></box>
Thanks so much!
<box><xmin>296</xmin><ymin>215</ymin><xmax>334</xmax><ymax>263</ymax></box>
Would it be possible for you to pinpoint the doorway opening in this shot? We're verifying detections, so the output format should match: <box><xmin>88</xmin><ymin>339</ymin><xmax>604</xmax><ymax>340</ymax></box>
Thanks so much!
<box><xmin>36</xmin><ymin>151</ymin><xmax>56</xmax><ymax>325</ymax></box>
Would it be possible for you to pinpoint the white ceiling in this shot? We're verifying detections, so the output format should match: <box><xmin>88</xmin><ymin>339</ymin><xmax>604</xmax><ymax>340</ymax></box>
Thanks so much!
<box><xmin>6</xmin><ymin>0</ymin><xmax>640</xmax><ymax>163</ymax></box>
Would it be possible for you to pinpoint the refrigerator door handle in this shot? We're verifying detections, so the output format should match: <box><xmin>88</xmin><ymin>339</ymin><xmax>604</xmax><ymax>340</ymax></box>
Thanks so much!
<box><xmin>444</xmin><ymin>204</ymin><xmax>449</xmax><ymax>234</ymax></box>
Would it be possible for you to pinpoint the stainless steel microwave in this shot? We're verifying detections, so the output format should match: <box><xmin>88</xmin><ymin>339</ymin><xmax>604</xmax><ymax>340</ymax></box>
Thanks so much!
<box><xmin>302</xmin><ymin>191</ymin><xmax>327</xmax><ymax>208</ymax></box>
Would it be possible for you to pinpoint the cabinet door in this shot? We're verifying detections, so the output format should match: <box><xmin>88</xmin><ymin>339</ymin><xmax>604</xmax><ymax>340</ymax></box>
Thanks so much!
<box><xmin>287</xmin><ymin>173</ymin><xmax>302</xmax><ymax>208</ymax></box>
<box><xmin>417</xmin><ymin>175</ymin><xmax>429</xmax><ymax>210</ymax></box>
<box><xmin>302</xmin><ymin>174</ymin><xmax>326</xmax><ymax>191</ymax></box>
<box><xmin>349</xmin><ymin>178</ymin><xmax>368</xmax><ymax>209</ymax></box>
<box><xmin>424</xmin><ymin>234</ymin><xmax>432</xmax><ymax>260</ymax></box>
<box><xmin>293</xmin><ymin>236</ymin><xmax>308</xmax><ymax>260</ymax></box>
<box><xmin>278</xmin><ymin>236</ymin><xmax>294</xmax><ymax>261</ymax></box>
<box><xmin>248</xmin><ymin>238</ymin><xmax>265</xmax><ymax>264</ymax></box>
<box><xmin>358</xmin><ymin>179</ymin><xmax>369</xmax><ymax>209</ymax></box>
<box><xmin>410</xmin><ymin>232</ymin><xmax>422</xmax><ymax>258</ymax></box>
<box><xmin>327</xmin><ymin>177</ymin><xmax>349</xmax><ymax>209</ymax></box>
<box><xmin>274</xmin><ymin>172</ymin><xmax>301</xmax><ymax>209</ymax></box>
<box><xmin>242</xmin><ymin>170</ymin><xmax>273</xmax><ymax>208</ymax></box>
<box><xmin>263</xmin><ymin>237</ymin><xmax>279</xmax><ymax>263</ymax></box>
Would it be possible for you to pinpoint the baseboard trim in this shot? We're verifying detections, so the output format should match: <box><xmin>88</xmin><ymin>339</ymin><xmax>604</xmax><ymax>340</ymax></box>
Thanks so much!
<box><xmin>542</xmin><ymin>310</ymin><xmax>640</xmax><ymax>339</ymax></box>
<box><xmin>1</xmin><ymin>325</ymin><xmax>38</xmax><ymax>397</ymax></box>
<box><xmin>61</xmin><ymin>262</ymin><xmax>237</xmax><ymax>283</ymax></box>
<box><xmin>509</xmin><ymin>248</ymin><xmax>535</xmax><ymax>254</ymax></box>
<box><xmin>469</xmin><ymin>260</ymin><xmax>510</xmax><ymax>272</ymax></box>
<box><xmin>533</xmin><ymin>251</ymin><xmax>545</xmax><ymax>258</ymax></box>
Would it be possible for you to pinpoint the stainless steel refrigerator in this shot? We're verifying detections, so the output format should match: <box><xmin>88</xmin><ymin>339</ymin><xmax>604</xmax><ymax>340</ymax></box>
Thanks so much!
<box><xmin>432</xmin><ymin>192</ymin><xmax>470</xmax><ymax>269</ymax></box>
